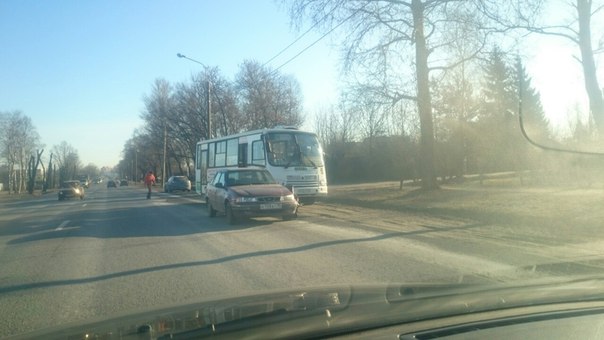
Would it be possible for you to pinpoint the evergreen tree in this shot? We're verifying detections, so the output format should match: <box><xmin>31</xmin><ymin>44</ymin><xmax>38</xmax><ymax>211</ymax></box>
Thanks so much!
<box><xmin>477</xmin><ymin>48</ymin><xmax>548</xmax><ymax>174</ymax></box>
<box><xmin>514</xmin><ymin>57</ymin><xmax>550</xmax><ymax>142</ymax></box>
<box><xmin>477</xmin><ymin>47</ymin><xmax>519</xmax><ymax>172</ymax></box>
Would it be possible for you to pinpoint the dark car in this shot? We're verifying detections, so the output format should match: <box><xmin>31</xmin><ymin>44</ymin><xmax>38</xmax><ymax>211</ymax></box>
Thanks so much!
<box><xmin>106</xmin><ymin>180</ymin><xmax>117</xmax><ymax>188</ymax></box>
<box><xmin>78</xmin><ymin>176</ymin><xmax>90</xmax><ymax>188</ymax></box>
<box><xmin>58</xmin><ymin>180</ymin><xmax>85</xmax><ymax>200</ymax></box>
<box><xmin>164</xmin><ymin>175</ymin><xmax>191</xmax><ymax>193</ymax></box>
<box><xmin>206</xmin><ymin>169</ymin><xmax>298</xmax><ymax>224</ymax></box>
<box><xmin>120</xmin><ymin>179</ymin><xmax>128</xmax><ymax>186</ymax></box>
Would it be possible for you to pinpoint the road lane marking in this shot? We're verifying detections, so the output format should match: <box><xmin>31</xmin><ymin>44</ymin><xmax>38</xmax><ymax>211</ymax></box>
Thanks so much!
<box><xmin>55</xmin><ymin>220</ymin><xmax>70</xmax><ymax>231</ymax></box>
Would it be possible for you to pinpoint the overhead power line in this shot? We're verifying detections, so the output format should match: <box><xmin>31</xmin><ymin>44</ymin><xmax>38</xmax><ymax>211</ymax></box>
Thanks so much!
<box><xmin>262</xmin><ymin>5</ymin><xmax>338</xmax><ymax>68</ymax></box>
<box><xmin>267</xmin><ymin>2</ymin><xmax>370</xmax><ymax>74</ymax></box>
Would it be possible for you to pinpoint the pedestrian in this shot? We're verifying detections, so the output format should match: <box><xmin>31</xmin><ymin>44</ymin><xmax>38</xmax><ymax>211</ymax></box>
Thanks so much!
<box><xmin>144</xmin><ymin>171</ymin><xmax>156</xmax><ymax>199</ymax></box>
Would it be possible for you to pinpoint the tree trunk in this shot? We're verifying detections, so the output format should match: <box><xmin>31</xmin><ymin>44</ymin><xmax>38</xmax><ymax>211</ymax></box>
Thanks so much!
<box><xmin>27</xmin><ymin>149</ymin><xmax>43</xmax><ymax>194</ymax></box>
<box><xmin>412</xmin><ymin>0</ymin><xmax>439</xmax><ymax>190</ymax></box>
<box><xmin>44</xmin><ymin>153</ymin><xmax>53</xmax><ymax>192</ymax></box>
<box><xmin>27</xmin><ymin>155</ymin><xmax>35</xmax><ymax>194</ymax></box>
<box><xmin>18</xmin><ymin>156</ymin><xmax>25</xmax><ymax>193</ymax></box>
<box><xmin>577</xmin><ymin>0</ymin><xmax>604</xmax><ymax>132</ymax></box>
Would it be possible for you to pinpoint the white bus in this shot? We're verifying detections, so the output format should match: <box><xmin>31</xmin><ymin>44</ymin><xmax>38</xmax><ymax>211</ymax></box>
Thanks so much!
<box><xmin>195</xmin><ymin>127</ymin><xmax>328</xmax><ymax>204</ymax></box>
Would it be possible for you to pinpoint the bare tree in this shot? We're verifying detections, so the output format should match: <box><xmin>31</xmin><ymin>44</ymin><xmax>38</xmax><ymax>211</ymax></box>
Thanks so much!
<box><xmin>0</xmin><ymin>111</ymin><xmax>40</xmax><ymax>193</ymax></box>
<box><xmin>313</xmin><ymin>103</ymin><xmax>358</xmax><ymax>146</ymax></box>
<box><xmin>26</xmin><ymin>149</ymin><xmax>43</xmax><ymax>194</ymax></box>
<box><xmin>235</xmin><ymin>60</ymin><xmax>304</xmax><ymax>130</ymax></box>
<box><xmin>170</xmin><ymin>69</ymin><xmax>241</xmax><ymax>165</ymax></box>
<box><xmin>52</xmin><ymin>141</ymin><xmax>81</xmax><ymax>183</ymax></box>
<box><xmin>141</xmin><ymin>78</ymin><xmax>174</xmax><ymax>183</ymax></box>
<box><xmin>81</xmin><ymin>163</ymin><xmax>100</xmax><ymax>178</ymax></box>
<box><xmin>286</xmin><ymin>0</ymin><xmax>496</xmax><ymax>190</ymax></box>
<box><xmin>43</xmin><ymin>153</ymin><xmax>54</xmax><ymax>191</ymax></box>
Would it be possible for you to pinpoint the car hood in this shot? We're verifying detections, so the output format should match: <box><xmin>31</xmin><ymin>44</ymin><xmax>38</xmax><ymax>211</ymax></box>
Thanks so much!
<box><xmin>11</xmin><ymin>276</ymin><xmax>604</xmax><ymax>339</ymax></box>
<box><xmin>58</xmin><ymin>187</ymin><xmax>79</xmax><ymax>191</ymax></box>
<box><xmin>230</xmin><ymin>184</ymin><xmax>291</xmax><ymax>197</ymax></box>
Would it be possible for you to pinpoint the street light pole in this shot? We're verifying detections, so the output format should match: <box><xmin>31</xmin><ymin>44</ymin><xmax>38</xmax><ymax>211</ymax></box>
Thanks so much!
<box><xmin>177</xmin><ymin>53</ymin><xmax>212</xmax><ymax>139</ymax></box>
<box><xmin>135</xmin><ymin>149</ymin><xmax>138</xmax><ymax>182</ymax></box>
<box><xmin>163</xmin><ymin>123</ymin><xmax>167</xmax><ymax>188</ymax></box>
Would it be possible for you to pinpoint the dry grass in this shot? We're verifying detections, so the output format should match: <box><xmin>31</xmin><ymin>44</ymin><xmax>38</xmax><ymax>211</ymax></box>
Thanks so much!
<box><xmin>322</xmin><ymin>176</ymin><xmax>604</xmax><ymax>243</ymax></box>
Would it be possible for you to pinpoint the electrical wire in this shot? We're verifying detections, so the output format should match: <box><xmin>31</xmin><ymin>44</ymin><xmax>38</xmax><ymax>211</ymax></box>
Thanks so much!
<box><xmin>517</xmin><ymin>68</ymin><xmax>604</xmax><ymax>156</ymax></box>
<box><xmin>262</xmin><ymin>4</ymin><xmax>339</xmax><ymax>68</ymax></box>
<box><xmin>269</xmin><ymin>1</ymin><xmax>370</xmax><ymax>74</ymax></box>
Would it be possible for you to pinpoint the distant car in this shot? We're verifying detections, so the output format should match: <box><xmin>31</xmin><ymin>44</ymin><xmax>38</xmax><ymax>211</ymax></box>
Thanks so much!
<box><xmin>58</xmin><ymin>180</ymin><xmax>85</xmax><ymax>200</ymax></box>
<box><xmin>164</xmin><ymin>176</ymin><xmax>191</xmax><ymax>193</ymax></box>
<box><xmin>107</xmin><ymin>180</ymin><xmax>117</xmax><ymax>188</ymax></box>
<box><xmin>206</xmin><ymin>169</ymin><xmax>298</xmax><ymax>224</ymax></box>
<box><xmin>120</xmin><ymin>179</ymin><xmax>128</xmax><ymax>186</ymax></box>
<box><xmin>78</xmin><ymin>176</ymin><xmax>90</xmax><ymax>188</ymax></box>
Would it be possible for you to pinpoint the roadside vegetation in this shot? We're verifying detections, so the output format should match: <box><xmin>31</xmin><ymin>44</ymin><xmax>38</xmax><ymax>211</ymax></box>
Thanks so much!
<box><xmin>320</xmin><ymin>172</ymin><xmax>604</xmax><ymax>244</ymax></box>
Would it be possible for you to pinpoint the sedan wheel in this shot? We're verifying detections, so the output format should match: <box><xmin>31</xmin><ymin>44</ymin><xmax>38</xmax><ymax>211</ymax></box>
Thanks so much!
<box><xmin>225</xmin><ymin>202</ymin><xmax>237</xmax><ymax>225</ymax></box>
<box><xmin>207</xmin><ymin>199</ymin><xmax>216</xmax><ymax>217</ymax></box>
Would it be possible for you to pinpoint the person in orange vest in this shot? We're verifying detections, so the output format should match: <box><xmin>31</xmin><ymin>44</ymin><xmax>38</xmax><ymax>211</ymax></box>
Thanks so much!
<box><xmin>144</xmin><ymin>171</ymin><xmax>156</xmax><ymax>199</ymax></box>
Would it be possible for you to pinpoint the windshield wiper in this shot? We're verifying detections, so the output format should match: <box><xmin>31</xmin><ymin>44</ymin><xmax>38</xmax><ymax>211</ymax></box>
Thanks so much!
<box><xmin>157</xmin><ymin>291</ymin><xmax>344</xmax><ymax>339</ymax></box>
<box><xmin>301</xmin><ymin>152</ymin><xmax>317</xmax><ymax>168</ymax></box>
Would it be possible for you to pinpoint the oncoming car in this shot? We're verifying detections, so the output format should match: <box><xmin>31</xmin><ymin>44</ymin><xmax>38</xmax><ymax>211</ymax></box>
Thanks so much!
<box><xmin>57</xmin><ymin>180</ymin><xmax>85</xmax><ymax>200</ymax></box>
<box><xmin>205</xmin><ymin>169</ymin><xmax>298</xmax><ymax>224</ymax></box>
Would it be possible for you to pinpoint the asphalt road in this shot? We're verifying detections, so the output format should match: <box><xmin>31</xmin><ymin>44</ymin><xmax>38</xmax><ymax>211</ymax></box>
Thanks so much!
<box><xmin>0</xmin><ymin>183</ymin><xmax>599</xmax><ymax>337</ymax></box>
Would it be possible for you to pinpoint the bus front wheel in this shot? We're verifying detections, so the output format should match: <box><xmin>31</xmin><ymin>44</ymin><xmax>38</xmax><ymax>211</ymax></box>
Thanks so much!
<box><xmin>298</xmin><ymin>197</ymin><xmax>316</xmax><ymax>205</ymax></box>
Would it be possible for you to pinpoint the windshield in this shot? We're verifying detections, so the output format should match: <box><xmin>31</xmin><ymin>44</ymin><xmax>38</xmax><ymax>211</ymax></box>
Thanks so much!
<box><xmin>265</xmin><ymin>132</ymin><xmax>324</xmax><ymax>168</ymax></box>
<box><xmin>2</xmin><ymin>0</ymin><xmax>604</xmax><ymax>338</ymax></box>
<box><xmin>226</xmin><ymin>170</ymin><xmax>276</xmax><ymax>186</ymax></box>
<box><xmin>61</xmin><ymin>181</ymin><xmax>79</xmax><ymax>188</ymax></box>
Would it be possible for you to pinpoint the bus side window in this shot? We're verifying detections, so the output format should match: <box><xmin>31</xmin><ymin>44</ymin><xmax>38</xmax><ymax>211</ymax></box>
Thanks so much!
<box><xmin>238</xmin><ymin>143</ymin><xmax>248</xmax><ymax>167</ymax></box>
<box><xmin>251</xmin><ymin>140</ymin><xmax>265</xmax><ymax>166</ymax></box>
<box><xmin>208</xmin><ymin>142</ymin><xmax>215</xmax><ymax>167</ymax></box>
<box><xmin>226</xmin><ymin>138</ymin><xmax>238</xmax><ymax>166</ymax></box>
<box><xmin>200</xmin><ymin>150</ymin><xmax>208</xmax><ymax>185</ymax></box>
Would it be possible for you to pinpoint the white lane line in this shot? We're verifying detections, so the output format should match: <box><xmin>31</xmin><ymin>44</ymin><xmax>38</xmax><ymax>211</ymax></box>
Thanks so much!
<box><xmin>55</xmin><ymin>220</ymin><xmax>70</xmax><ymax>231</ymax></box>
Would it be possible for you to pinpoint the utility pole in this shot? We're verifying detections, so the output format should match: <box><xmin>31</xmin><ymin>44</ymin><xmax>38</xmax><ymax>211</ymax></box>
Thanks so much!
<box><xmin>135</xmin><ymin>149</ymin><xmax>138</xmax><ymax>182</ymax></box>
<box><xmin>162</xmin><ymin>123</ymin><xmax>167</xmax><ymax>188</ymax></box>
<box><xmin>207</xmin><ymin>80</ymin><xmax>212</xmax><ymax>138</ymax></box>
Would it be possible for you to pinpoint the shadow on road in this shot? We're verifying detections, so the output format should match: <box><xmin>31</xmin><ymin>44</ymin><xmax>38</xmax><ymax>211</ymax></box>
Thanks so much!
<box><xmin>0</xmin><ymin>222</ymin><xmax>485</xmax><ymax>294</ymax></box>
<box><xmin>4</xmin><ymin>199</ymin><xmax>285</xmax><ymax>244</ymax></box>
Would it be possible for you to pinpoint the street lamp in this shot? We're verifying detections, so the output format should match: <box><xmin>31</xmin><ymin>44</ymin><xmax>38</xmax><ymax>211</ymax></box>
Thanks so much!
<box><xmin>177</xmin><ymin>53</ymin><xmax>212</xmax><ymax>139</ymax></box>
<box><xmin>135</xmin><ymin>148</ymin><xmax>138</xmax><ymax>183</ymax></box>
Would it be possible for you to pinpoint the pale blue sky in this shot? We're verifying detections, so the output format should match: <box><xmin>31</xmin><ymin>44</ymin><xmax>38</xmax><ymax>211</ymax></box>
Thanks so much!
<box><xmin>1</xmin><ymin>1</ymin><xmax>600</xmax><ymax>167</ymax></box>
<box><xmin>0</xmin><ymin>0</ymin><xmax>339</xmax><ymax>167</ymax></box>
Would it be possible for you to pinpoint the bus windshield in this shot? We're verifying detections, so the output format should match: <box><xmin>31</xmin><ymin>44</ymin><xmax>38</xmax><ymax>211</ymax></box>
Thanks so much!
<box><xmin>265</xmin><ymin>132</ymin><xmax>324</xmax><ymax>168</ymax></box>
